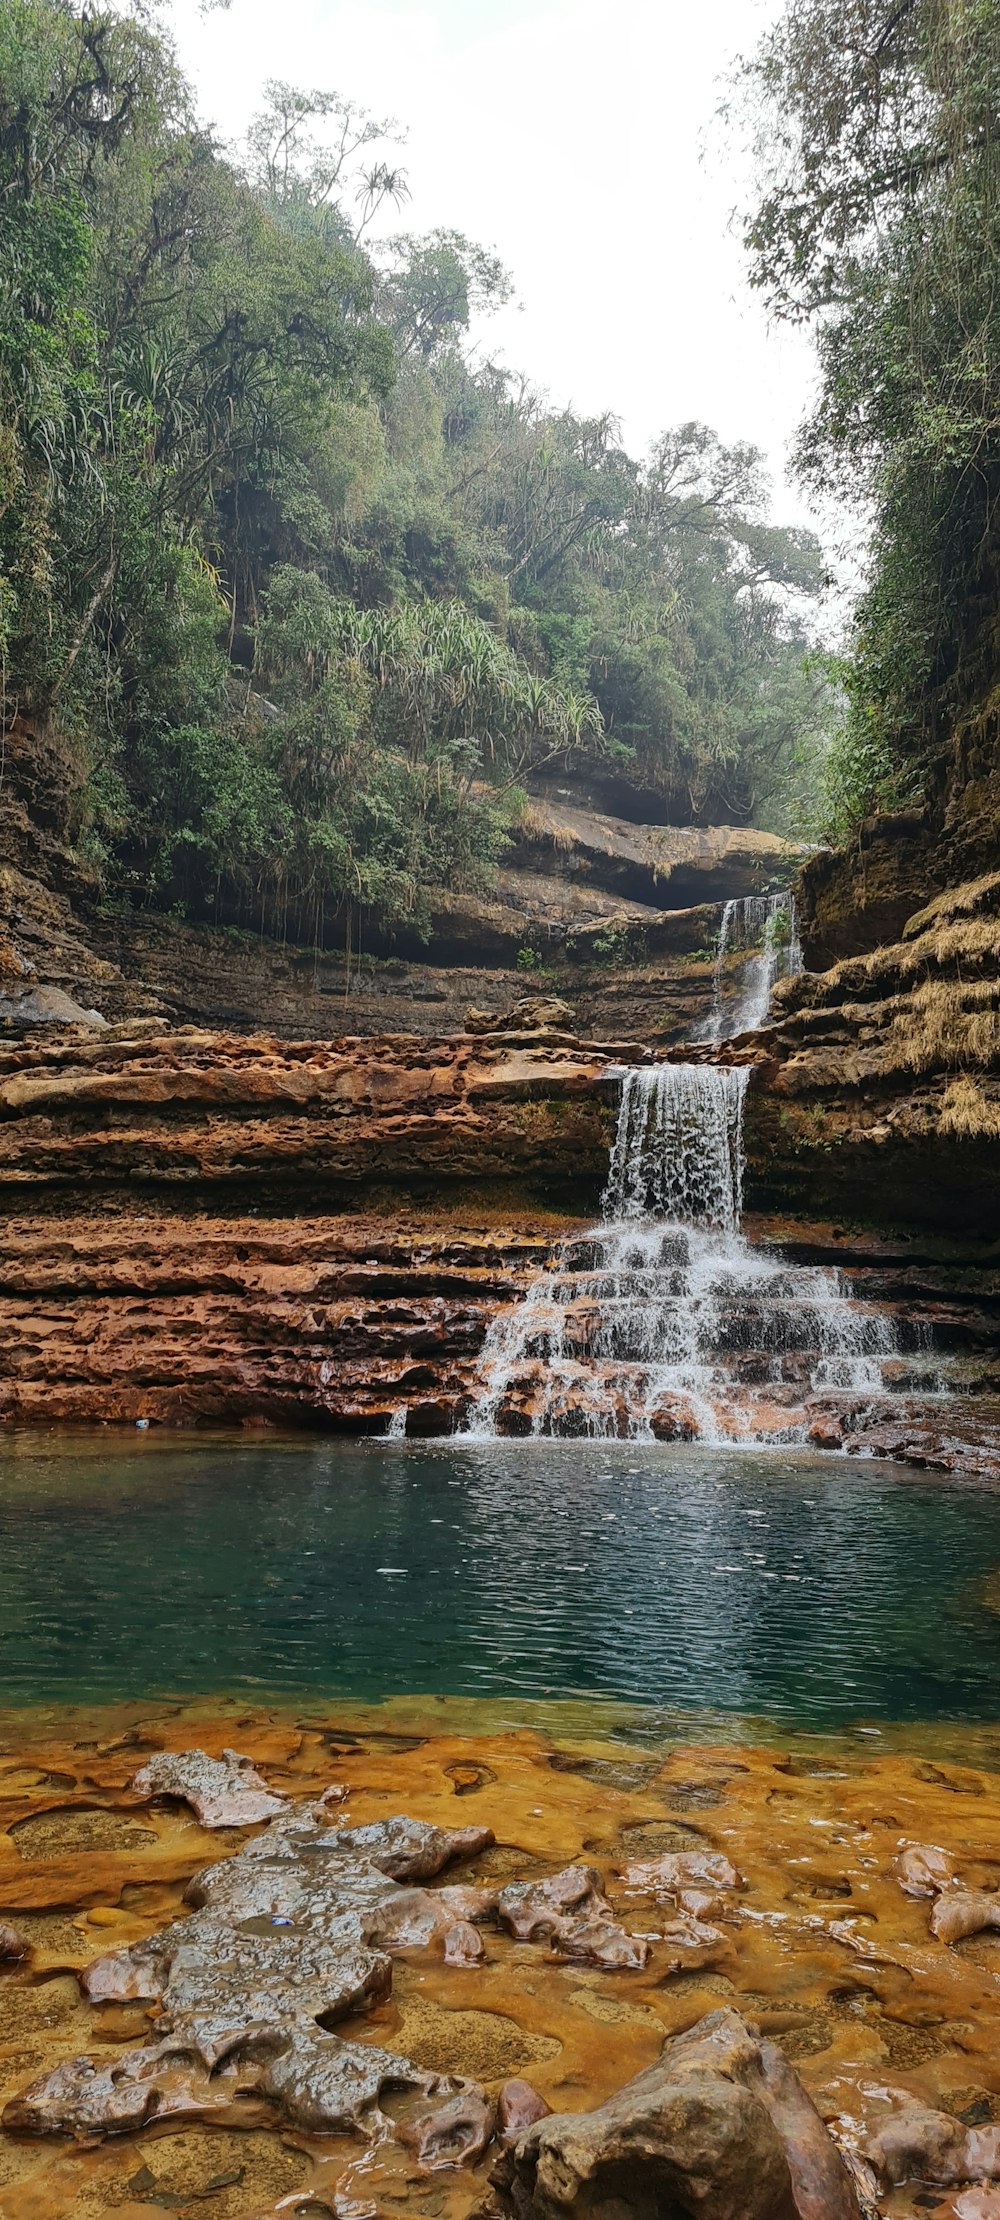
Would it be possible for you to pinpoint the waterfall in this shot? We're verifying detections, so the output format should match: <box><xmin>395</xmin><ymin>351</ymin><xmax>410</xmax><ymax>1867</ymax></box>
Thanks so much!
<box><xmin>702</xmin><ymin>891</ymin><xmax>804</xmax><ymax>1042</ymax></box>
<box><xmin>463</xmin><ymin>1063</ymin><xmax>937</xmax><ymax>1445</ymax></box>
<box><xmin>603</xmin><ymin>1065</ymin><xmax>748</xmax><ymax>1231</ymax></box>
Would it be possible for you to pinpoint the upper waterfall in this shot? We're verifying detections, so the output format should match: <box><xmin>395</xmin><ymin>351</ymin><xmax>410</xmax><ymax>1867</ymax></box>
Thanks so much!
<box><xmin>701</xmin><ymin>891</ymin><xmax>804</xmax><ymax>1041</ymax></box>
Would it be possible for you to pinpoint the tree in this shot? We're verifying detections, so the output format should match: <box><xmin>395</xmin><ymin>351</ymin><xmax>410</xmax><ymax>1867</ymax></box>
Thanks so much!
<box><xmin>742</xmin><ymin>0</ymin><xmax>1000</xmax><ymax>826</ymax></box>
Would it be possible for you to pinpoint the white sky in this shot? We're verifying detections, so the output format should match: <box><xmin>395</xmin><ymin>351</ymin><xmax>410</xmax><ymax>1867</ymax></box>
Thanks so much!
<box><xmin>166</xmin><ymin>0</ymin><xmax>827</xmax><ymax>538</ymax></box>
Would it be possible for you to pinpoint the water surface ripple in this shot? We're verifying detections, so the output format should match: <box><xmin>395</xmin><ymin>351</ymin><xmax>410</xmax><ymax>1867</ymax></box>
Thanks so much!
<box><xmin>1</xmin><ymin>1437</ymin><xmax>999</xmax><ymax>1724</ymax></box>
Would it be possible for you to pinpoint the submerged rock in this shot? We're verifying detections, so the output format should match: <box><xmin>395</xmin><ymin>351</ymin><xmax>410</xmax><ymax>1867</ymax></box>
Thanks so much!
<box><xmin>487</xmin><ymin>2007</ymin><xmax>860</xmax><ymax>2220</ymax></box>
<box><xmin>131</xmin><ymin>1747</ymin><xmax>287</xmax><ymax>1827</ymax></box>
<box><xmin>620</xmin><ymin>1848</ymin><xmax>740</xmax><ymax>1893</ymax></box>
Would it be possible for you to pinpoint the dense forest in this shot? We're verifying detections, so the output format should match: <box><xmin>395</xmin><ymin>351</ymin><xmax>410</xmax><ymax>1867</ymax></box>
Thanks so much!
<box><xmin>0</xmin><ymin>0</ymin><xmax>831</xmax><ymax>944</ymax></box>
<box><xmin>744</xmin><ymin>0</ymin><xmax>1000</xmax><ymax>835</ymax></box>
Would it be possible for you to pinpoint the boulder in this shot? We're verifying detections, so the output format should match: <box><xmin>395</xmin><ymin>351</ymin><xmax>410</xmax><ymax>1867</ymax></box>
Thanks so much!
<box><xmin>0</xmin><ymin>983</ymin><xmax>108</xmax><ymax>1028</ymax></box>
<box><xmin>488</xmin><ymin>2008</ymin><xmax>859</xmax><ymax>2220</ymax></box>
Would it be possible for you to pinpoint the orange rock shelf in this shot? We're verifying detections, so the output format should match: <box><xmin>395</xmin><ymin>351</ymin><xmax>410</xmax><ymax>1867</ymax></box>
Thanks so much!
<box><xmin>3</xmin><ymin>1704</ymin><xmax>1000</xmax><ymax>2217</ymax></box>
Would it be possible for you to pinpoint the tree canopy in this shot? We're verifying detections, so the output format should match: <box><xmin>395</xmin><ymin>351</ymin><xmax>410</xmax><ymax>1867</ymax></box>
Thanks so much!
<box><xmin>0</xmin><ymin>0</ymin><xmax>830</xmax><ymax>943</ymax></box>
<box><xmin>743</xmin><ymin>0</ymin><xmax>1000</xmax><ymax>834</ymax></box>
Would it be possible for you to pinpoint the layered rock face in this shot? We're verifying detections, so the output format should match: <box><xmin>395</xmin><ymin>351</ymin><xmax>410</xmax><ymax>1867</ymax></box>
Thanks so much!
<box><xmin>0</xmin><ymin>1025</ymin><xmax>620</xmax><ymax>1428</ymax></box>
<box><xmin>0</xmin><ymin>718</ymin><xmax>803</xmax><ymax>1048</ymax></box>
<box><xmin>1</xmin><ymin>715</ymin><xmax>998</xmax><ymax>1454</ymax></box>
<box><xmin>0</xmin><ymin>1020</ymin><xmax>996</xmax><ymax>1460</ymax></box>
<box><xmin>0</xmin><ymin>1025</ymin><xmax>622</xmax><ymax>1189</ymax></box>
<box><xmin>746</xmin><ymin>869</ymin><xmax>1000</xmax><ymax>1235</ymax></box>
<box><xmin>0</xmin><ymin>1205</ymin><xmax>559</xmax><ymax>1429</ymax></box>
<box><xmin>797</xmin><ymin>695</ymin><xmax>1000</xmax><ymax>969</ymax></box>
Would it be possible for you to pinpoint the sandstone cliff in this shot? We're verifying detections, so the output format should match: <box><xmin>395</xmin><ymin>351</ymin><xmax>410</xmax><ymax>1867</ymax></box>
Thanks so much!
<box><xmin>746</xmin><ymin>868</ymin><xmax>1000</xmax><ymax>1235</ymax></box>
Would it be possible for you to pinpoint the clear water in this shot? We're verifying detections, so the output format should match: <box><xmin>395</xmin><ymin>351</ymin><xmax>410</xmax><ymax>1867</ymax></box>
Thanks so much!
<box><xmin>2</xmin><ymin>1434</ymin><xmax>999</xmax><ymax>1727</ymax></box>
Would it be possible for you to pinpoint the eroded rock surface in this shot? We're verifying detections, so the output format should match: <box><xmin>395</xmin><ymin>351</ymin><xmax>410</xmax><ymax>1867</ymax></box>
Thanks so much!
<box><xmin>496</xmin><ymin>1866</ymin><xmax>649</xmax><ymax>1972</ymax></box>
<box><xmin>864</xmin><ymin>2091</ymin><xmax>1000</xmax><ymax>2189</ymax></box>
<box><xmin>7</xmin><ymin>1713</ymin><xmax>1000</xmax><ymax>2218</ymax></box>
<box><xmin>131</xmin><ymin>1748</ymin><xmax>287</xmax><ymax>1828</ymax></box>
<box><xmin>3</xmin><ymin>1803</ymin><xmax>499</xmax><ymax>2147</ymax></box>
<box><xmin>745</xmin><ymin>868</ymin><xmax>1000</xmax><ymax>1238</ymax></box>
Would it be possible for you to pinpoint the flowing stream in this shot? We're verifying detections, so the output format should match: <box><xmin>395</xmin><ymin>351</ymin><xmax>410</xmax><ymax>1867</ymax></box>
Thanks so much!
<box><xmin>701</xmin><ymin>890</ymin><xmax>804</xmax><ymax>1041</ymax></box>
<box><xmin>465</xmin><ymin>1064</ymin><xmax>937</xmax><ymax>1443</ymax></box>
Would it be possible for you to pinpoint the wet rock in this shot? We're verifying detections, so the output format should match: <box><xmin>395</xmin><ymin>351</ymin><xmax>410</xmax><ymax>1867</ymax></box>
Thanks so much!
<box><xmin>649</xmin><ymin>1395</ymin><xmax>700</xmax><ymax>1441</ymax></box>
<box><xmin>443</xmin><ymin>1919</ymin><xmax>487</xmax><ymax>1966</ymax></box>
<box><xmin>864</xmin><ymin>2092</ymin><xmax>1000</xmax><ymax>2187</ymax></box>
<box><xmin>488</xmin><ymin>2007</ymin><xmax>859</xmax><ymax>2220</ymax></box>
<box><xmin>3</xmin><ymin>2043</ymin><xmax>172</xmax><ymax>2138</ymax></box>
<box><xmin>332</xmin><ymin>1815</ymin><xmax>495</xmax><ymax>1879</ymax></box>
<box><xmin>436</xmin><ymin>1884</ymin><xmax>501</xmax><ymax>1922</ymax></box>
<box><xmin>894</xmin><ymin>1840</ymin><xmax>960</xmax><ymax>1897</ymax></box>
<box><xmin>131</xmin><ymin>1747</ymin><xmax>287</xmax><ymax>1827</ymax></box>
<box><xmin>259</xmin><ymin>2030</ymin><xmax>451</xmax><ymax>2136</ymax></box>
<box><xmin>409</xmin><ymin>2087</ymin><xmax>497</xmax><ymax>2169</ymax></box>
<box><xmin>661</xmin><ymin>1910</ymin><xmax>727</xmax><ymax>1949</ymax></box>
<box><xmin>497</xmin><ymin>1866</ymin><xmax>605</xmax><ymax>1940</ymax></box>
<box><xmin>3</xmin><ymin>1804</ymin><xmax>496</xmax><ymax>2144</ymax></box>
<box><xmin>620</xmin><ymin>1848</ymin><xmax>740</xmax><ymax>1892</ymax></box>
<box><xmin>677</xmin><ymin>1887</ymin><xmax>729</xmax><ymax>1918</ymax></box>
<box><xmin>930</xmin><ymin>1888</ymin><xmax>1000</xmax><ymax>1944</ymax></box>
<box><xmin>497</xmin><ymin>1864</ymin><xmax>650</xmax><ymax>1971</ymax></box>
<box><xmin>498</xmin><ymin>2079</ymin><xmax>552</xmax><ymax>2143</ymax></box>
<box><xmin>552</xmin><ymin>1914</ymin><xmax>650</xmax><ymax>1972</ymax></box>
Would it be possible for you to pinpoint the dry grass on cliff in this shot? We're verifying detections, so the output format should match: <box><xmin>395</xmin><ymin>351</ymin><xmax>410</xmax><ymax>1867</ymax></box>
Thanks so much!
<box><xmin>817</xmin><ymin>913</ymin><xmax>1000</xmax><ymax>1012</ymax></box>
<box><xmin>518</xmin><ymin>802</ymin><xmax>576</xmax><ymax>851</ymax></box>
<box><xmin>889</xmin><ymin>976</ymin><xmax>1000</xmax><ymax>1073</ymax></box>
<box><xmin>904</xmin><ymin>870</ymin><xmax>1000</xmax><ymax>938</ymax></box>
<box><xmin>939</xmin><ymin>1075</ymin><xmax>1000</xmax><ymax>1139</ymax></box>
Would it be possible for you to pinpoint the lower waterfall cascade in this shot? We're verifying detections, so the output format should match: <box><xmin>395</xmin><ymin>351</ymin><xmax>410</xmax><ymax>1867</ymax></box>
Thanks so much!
<box><xmin>701</xmin><ymin>890</ymin><xmax>805</xmax><ymax>1042</ymax></box>
<box><xmin>464</xmin><ymin>1063</ymin><xmax>942</xmax><ymax>1443</ymax></box>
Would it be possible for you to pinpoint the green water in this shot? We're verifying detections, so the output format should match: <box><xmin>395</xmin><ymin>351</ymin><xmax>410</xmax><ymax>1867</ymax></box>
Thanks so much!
<box><xmin>1</xmin><ymin>1434</ymin><xmax>999</xmax><ymax>1727</ymax></box>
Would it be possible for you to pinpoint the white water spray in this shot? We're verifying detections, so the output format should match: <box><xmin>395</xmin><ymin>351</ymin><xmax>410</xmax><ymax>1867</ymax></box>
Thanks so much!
<box><xmin>464</xmin><ymin>1063</ymin><xmax>936</xmax><ymax>1443</ymax></box>
<box><xmin>702</xmin><ymin>892</ymin><xmax>804</xmax><ymax>1042</ymax></box>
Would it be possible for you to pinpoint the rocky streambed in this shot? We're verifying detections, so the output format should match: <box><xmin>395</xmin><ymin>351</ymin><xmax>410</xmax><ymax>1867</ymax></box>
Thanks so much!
<box><xmin>4</xmin><ymin>1709</ymin><xmax>1000</xmax><ymax>2217</ymax></box>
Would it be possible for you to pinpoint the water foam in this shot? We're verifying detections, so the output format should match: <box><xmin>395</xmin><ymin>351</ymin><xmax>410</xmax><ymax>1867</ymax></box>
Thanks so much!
<box><xmin>464</xmin><ymin>1064</ymin><xmax>937</xmax><ymax>1443</ymax></box>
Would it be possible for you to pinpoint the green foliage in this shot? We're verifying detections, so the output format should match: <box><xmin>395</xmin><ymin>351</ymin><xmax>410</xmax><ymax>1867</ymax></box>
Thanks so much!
<box><xmin>589</xmin><ymin>924</ymin><xmax>634</xmax><ymax>965</ymax></box>
<box><xmin>744</xmin><ymin>0</ymin><xmax>1000</xmax><ymax>831</ymax></box>
<box><xmin>0</xmin><ymin>0</ymin><xmax>832</xmax><ymax>945</ymax></box>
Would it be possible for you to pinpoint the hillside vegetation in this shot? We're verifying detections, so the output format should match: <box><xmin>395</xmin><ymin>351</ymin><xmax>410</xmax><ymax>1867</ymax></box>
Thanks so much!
<box><xmin>745</xmin><ymin>0</ymin><xmax>1000</xmax><ymax>838</ymax></box>
<box><xmin>0</xmin><ymin>0</ymin><xmax>829</xmax><ymax>947</ymax></box>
